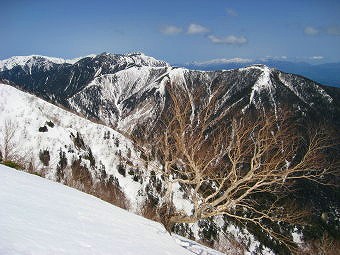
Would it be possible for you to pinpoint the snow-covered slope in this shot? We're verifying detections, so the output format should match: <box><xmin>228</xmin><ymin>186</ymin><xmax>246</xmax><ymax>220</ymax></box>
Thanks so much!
<box><xmin>1</xmin><ymin>52</ymin><xmax>339</xmax><ymax>254</ymax></box>
<box><xmin>0</xmin><ymin>82</ymin><xmax>193</xmax><ymax>217</ymax></box>
<box><xmin>0</xmin><ymin>164</ymin><xmax>194</xmax><ymax>255</ymax></box>
<box><xmin>68</xmin><ymin>65</ymin><xmax>170</xmax><ymax>130</ymax></box>
<box><xmin>0</xmin><ymin>84</ymin><xmax>225</xmax><ymax>254</ymax></box>
<box><xmin>57</xmin><ymin>63</ymin><xmax>340</xmax><ymax>131</ymax></box>
<box><xmin>0</xmin><ymin>82</ymin><xmax>147</xmax><ymax>210</ymax></box>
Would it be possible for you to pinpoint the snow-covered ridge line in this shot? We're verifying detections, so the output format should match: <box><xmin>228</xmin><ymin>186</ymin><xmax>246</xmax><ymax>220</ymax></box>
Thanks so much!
<box><xmin>0</xmin><ymin>54</ymin><xmax>97</xmax><ymax>71</ymax></box>
<box><xmin>0</xmin><ymin>52</ymin><xmax>170</xmax><ymax>72</ymax></box>
<box><xmin>1</xmin><ymin>54</ymin><xmax>279</xmax><ymax>74</ymax></box>
<box><xmin>189</xmin><ymin>57</ymin><xmax>253</xmax><ymax>66</ymax></box>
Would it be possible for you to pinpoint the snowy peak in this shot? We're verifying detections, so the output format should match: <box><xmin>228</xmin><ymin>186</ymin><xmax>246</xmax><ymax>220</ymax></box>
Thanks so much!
<box><xmin>89</xmin><ymin>52</ymin><xmax>170</xmax><ymax>69</ymax></box>
<box><xmin>0</xmin><ymin>54</ymin><xmax>97</xmax><ymax>71</ymax></box>
<box><xmin>242</xmin><ymin>63</ymin><xmax>271</xmax><ymax>70</ymax></box>
<box><xmin>0</xmin><ymin>52</ymin><xmax>168</xmax><ymax>72</ymax></box>
<box><xmin>246</xmin><ymin>65</ymin><xmax>276</xmax><ymax>106</ymax></box>
<box><xmin>0</xmin><ymin>53</ymin><xmax>170</xmax><ymax>105</ymax></box>
<box><xmin>68</xmin><ymin>65</ymin><xmax>171</xmax><ymax>130</ymax></box>
<box><xmin>236</xmin><ymin>64</ymin><xmax>335</xmax><ymax>112</ymax></box>
<box><xmin>0</xmin><ymin>55</ymin><xmax>59</xmax><ymax>72</ymax></box>
<box><xmin>0</xmin><ymin>53</ymin><xmax>339</xmax><ymax>131</ymax></box>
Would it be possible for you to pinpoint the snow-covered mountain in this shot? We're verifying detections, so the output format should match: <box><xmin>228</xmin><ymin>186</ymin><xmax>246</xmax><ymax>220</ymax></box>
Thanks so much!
<box><xmin>182</xmin><ymin>59</ymin><xmax>340</xmax><ymax>88</ymax></box>
<box><xmin>0</xmin><ymin>164</ymin><xmax>225</xmax><ymax>255</ymax></box>
<box><xmin>0</xmin><ymin>82</ymin><xmax>273</xmax><ymax>254</ymax></box>
<box><xmin>1</xmin><ymin>53</ymin><xmax>340</xmax><ymax>254</ymax></box>
<box><xmin>1</xmin><ymin>53</ymin><xmax>339</xmax><ymax>132</ymax></box>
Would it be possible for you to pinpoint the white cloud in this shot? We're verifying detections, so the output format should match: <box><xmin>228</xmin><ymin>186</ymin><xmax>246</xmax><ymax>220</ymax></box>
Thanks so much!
<box><xmin>208</xmin><ymin>35</ymin><xmax>247</xmax><ymax>45</ymax></box>
<box><xmin>326</xmin><ymin>26</ymin><xmax>340</xmax><ymax>36</ymax></box>
<box><xmin>193</xmin><ymin>58</ymin><xmax>253</xmax><ymax>66</ymax></box>
<box><xmin>160</xmin><ymin>25</ymin><xmax>182</xmax><ymax>35</ymax></box>
<box><xmin>226</xmin><ymin>8</ymin><xmax>238</xmax><ymax>17</ymax></box>
<box><xmin>310</xmin><ymin>56</ymin><xmax>324</xmax><ymax>60</ymax></box>
<box><xmin>260</xmin><ymin>56</ymin><xmax>289</xmax><ymax>61</ymax></box>
<box><xmin>304</xmin><ymin>25</ymin><xmax>340</xmax><ymax>36</ymax></box>
<box><xmin>304</xmin><ymin>26</ymin><xmax>319</xmax><ymax>35</ymax></box>
<box><xmin>187</xmin><ymin>23</ymin><xmax>209</xmax><ymax>35</ymax></box>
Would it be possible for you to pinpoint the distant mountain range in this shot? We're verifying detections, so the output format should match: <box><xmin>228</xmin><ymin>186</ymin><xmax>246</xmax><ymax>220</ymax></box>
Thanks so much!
<box><xmin>181</xmin><ymin>59</ymin><xmax>340</xmax><ymax>88</ymax></box>
<box><xmin>1</xmin><ymin>53</ymin><xmax>339</xmax><ymax>131</ymax></box>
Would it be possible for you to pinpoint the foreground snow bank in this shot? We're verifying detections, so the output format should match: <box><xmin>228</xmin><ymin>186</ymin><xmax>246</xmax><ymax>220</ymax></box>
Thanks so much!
<box><xmin>0</xmin><ymin>165</ymin><xmax>192</xmax><ymax>255</ymax></box>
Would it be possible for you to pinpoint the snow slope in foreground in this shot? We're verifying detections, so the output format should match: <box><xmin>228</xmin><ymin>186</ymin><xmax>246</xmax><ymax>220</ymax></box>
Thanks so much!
<box><xmin>0</xmin><ymin>165</ymin><xmax>193</xmax><ymax>255</ymax></box>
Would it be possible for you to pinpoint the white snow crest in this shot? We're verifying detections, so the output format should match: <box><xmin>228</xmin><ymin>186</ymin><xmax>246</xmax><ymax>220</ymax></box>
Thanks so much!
<box><xmin>246</xmin><ymin>65</ymin><xmax>278</xmax><ymax>115</ymax></box>
<box><xmin>0</xmin><ymin>54</ymin><xmax>97</xmax><ymax>71</ymax></box>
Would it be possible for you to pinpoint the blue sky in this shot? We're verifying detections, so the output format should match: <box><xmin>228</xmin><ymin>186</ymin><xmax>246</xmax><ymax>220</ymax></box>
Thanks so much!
<box><xmin>1</xmin><ymin>0</ymin><xmax>340</xmax><ymax>64</ymax></box>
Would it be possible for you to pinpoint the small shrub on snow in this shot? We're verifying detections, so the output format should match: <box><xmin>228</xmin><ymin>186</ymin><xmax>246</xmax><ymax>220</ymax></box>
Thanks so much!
<box><xmin>100</xmin><ymin>169</ymin><xmax>107</xmax><ymax>180</ymax></box>
<box><xmin>56</xmin><ymin>149</ymin><xmax>67</xmax><ymax>182</ymax></box>
<box><xmin>45</xmin><ymin>120</ymin><xmax>54</xmax><ymax>128</ymax></box>
<box><xmin>39</xmin><ymin>149</ymin><xmax>50</xmax><ymax>166</ymax></box>
<box><xmin>94</xmin><ymin>178</ymin><xmax>130</xmax><ymax>210</ymax></box>
<box><xmin>73</xmin><ymin>132</ymin><xmax>86</xmax><ymax>150</ymax></box>
<box><xmin>38</xmin><ymin>126</ymin><xmax>48</xmax><ymax>132</ymax></box>
<box><xmin>83</xmin><ymin>147</ymin><xmax>95</xmax><ymax>168</ymax></box>
<box><xmin>139</xmin><ymin>197</ymin><xmax>160</xmax><ymax>222</ymax></box>
<box><xmin>126</xmin><ymin>148</ymin><xmax>131</xmax><ymax>158</ymax></box>
<box><xmin>117</xmin><ymin>163</ymin><xmax>126</xmax><ymax>177</ymax></box>
<box><xmin>71</xmin><ymin>157</ymin><xmax>92</xmax><ymax>191</ymax></box>
<box><xmin>114</xmin><ymin>138</ymin><xmax>120</xmax><ymax>147</ymax></box>
<box><xmin>32</xmin><ymin>172</ymin><xmax>43</xmax><ymax>177</ymax></box>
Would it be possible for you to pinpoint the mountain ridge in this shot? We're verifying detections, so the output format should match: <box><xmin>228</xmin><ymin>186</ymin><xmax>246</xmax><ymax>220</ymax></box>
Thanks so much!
<box><xmin>181</xmin><ymin>59</ymin><xmax>340</xmax><ymax>88</ymax></box>
<box><xmin>1</xmin><ymin>53</ymin><xmax>340</xmax><ymax>254</ymax></box>
<box><xmin>1</xmin><ymin>53</ymin><xmax>339</xmax><ymax>132</ymax></box>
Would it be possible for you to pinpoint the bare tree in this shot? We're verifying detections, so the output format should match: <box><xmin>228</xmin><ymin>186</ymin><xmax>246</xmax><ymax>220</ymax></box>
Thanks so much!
<box><xmin>137</xmin><ymin>84</ymin><xmax>340</xmax><ymax>251</ymax></box>
<box><xmin>1</xmin><ymin>119</ymin><xmax>18</xmax><ymax>161</ymax></box>
<box><xmin>303</xmin><ymin>232</ymin><xmax>340</xmax><ymax>255</ymax></box>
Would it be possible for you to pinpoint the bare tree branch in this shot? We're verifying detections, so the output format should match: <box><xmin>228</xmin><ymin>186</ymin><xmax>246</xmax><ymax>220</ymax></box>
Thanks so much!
<box><xmin>134</xmin><ymin>83</ymin><xmax>340</xmax><ymax>251</ymax></box>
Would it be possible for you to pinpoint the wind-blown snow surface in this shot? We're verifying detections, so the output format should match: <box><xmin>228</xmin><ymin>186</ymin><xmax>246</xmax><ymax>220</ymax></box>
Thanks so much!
<box><xmin>0</xmin><ymin>164</ymin><xmax>194</xmax><ymax>255</ymax></box>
